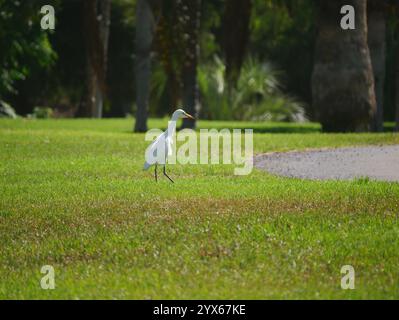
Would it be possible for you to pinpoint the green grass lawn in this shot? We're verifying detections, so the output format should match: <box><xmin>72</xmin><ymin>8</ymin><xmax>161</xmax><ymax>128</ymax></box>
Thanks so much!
<box><xmin>1</xmin><ymin>118</ymin><xmax>399</xmax><ymax>299</ymax></box>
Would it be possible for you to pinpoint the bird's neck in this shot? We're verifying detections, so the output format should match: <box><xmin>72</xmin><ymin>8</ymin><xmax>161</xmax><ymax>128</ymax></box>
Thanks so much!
<box><xmin>167</xmin><ymin>120</ymin><xmax>177</xmax><ymax>138</ymax></box>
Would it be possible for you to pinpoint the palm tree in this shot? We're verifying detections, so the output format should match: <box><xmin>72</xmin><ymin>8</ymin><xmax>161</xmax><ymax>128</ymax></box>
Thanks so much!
<box><xmin>312</xmin><ymin>0</ymin><xmax>377</xmax><ymax>132</ymax></box>
<box><xmin>134</xmin><ymin>0</ymin><xmax>158</xmax><ymax>132</ymax></box>
<box><xmin>368</xmin><ymin>0</ymin><xmax>387</xmax><ymax>132</ymax></box>
<box><xmin>181</xmin><ymin>0</ymin><xmax>201</xmax><ymax>129</ymax></box>
<box><xmin>223</xmin><ymin>0</ymin><xmax>252</xmax><ymax>90</ymax></box>
<box><xmin>82</xmin><ymin>0</ymin><xmax>111</xmax><ymax>118</ymax></box>
<box><xmin>154</xmin><ymin>0</ymin><xmax>183</xmax><ymax>116</ymax></box>
<box><xmin>394</xmin><ymin>1</ymin><xmax>399</xmax><ymax>132</ymax></box>
<box><xmin>396</xmin><ymin>41</ymin><xmax>399</xmax><ymax>131</ymax></box>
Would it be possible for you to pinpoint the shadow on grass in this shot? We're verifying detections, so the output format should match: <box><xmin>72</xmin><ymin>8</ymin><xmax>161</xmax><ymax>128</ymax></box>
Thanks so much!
<box><xmin>384</xmin><ymin>123</ymin><xmax>396</xmax><ymax>132</ymax></box>
<box><xmin>129</xmin><ymin>126</ymin><xmax>321</xmax><ymax>134</ymax></box>
<box><xmin>233</xmin><ymin>126</ymin><xmax>321</xmax><ymax>134</ymax></box>
<box><xmin>130</xmin><ymin>122</ymin><xmax>322</xmax><ymax>134</ymax></box>
<box><xmin>129</xmin><ymin>121</ymin><xmax>397</xmax><ymax>134</ymax></box>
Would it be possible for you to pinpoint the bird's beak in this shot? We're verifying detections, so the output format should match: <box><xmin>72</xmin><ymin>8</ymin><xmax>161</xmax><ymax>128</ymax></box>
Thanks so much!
<box><xmin>184</xmin><ymin>113</ymin><xmax>195</xmax><ymax>120</ymax></box>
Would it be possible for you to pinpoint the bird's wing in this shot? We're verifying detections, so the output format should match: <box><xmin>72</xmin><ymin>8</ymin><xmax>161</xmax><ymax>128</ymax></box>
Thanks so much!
<box><xmin>166</xmin><ymin>136</ymin><xmax>173</xmax><ymax>156</ymax></box>
<box><xmin>149</xmin><ymin>132</ymin><xmax>166</xmax><ymax>154</ymax></box>
<box><xmin>144</xmin><ymin>131</ymin><xmax>167</xmax><ymax>167</ymax></box>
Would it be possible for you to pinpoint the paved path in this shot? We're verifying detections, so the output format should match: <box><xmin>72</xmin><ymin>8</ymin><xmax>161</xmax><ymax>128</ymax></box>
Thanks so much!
<box><xmin>254</xmin><ymin>145</ymin><xmax>399</xmax><ymax>182</ymax></box>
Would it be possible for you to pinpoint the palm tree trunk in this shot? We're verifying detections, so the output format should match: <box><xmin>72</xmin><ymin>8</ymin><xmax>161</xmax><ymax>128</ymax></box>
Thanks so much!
<box><xmin>368</xmin><ymin>0</ymin><xmax>386</xmax><ymax>132</ymax></box>
<box><xmin>181</xmin><ymin>0</ymin><xmax>201</xmax><ymax>129</ymax></box>
<box><xmin>223</xmin><ymin>0</ymin><xmax>252</xmax><ymax>89</ymax></box>
<box><xmin>134</xmin><ymin>0</ymin><xmax>156</xmax><ymax>132</ymax></box>
<box><xmin>154</xmin><ymin>1</ymin><xmax>182</xmax><ymax>116</ymax></box>
<box><xmin>396</xmin><ymin>41</ymin><xmax>399</xmax><ymax>131</ymax></box>
<box><xmin>395</xmin><ymin>2</ymin><xmax>399</xmax><ymax>132</ymax></box>
<box><xmin>312</xmin><ymin>0</ymin><xmax>377</xmax><ymax>132</ymax></box>
<box><xmin>82</xmin><ymin>0</ymin><xmax>111</xmax><ymax>118</ymax></box>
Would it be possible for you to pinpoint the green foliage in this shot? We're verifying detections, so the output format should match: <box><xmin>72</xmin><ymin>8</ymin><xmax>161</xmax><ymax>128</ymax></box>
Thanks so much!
<box><xmin>199</xmin><ymin>0</ymin><xmax>223</xmax><ymax>61</ymax></box>
<box><xmin>250</xmin><ymin>0</ymin><xmax>316</xmax><ymax>115</ymax></box>
<box><xmin>0</xmin><ymin>0</ymin><xmax>57</xmax><ymax>97</ymax></box>
<box><xmin>198</xmin><ymin>56</ymin><xmax>230</xmax><ymax>119</ymax></box>
<box><xmin>234</xmin><ymin>57</ymin><xmax>306</xmax><ymax>121</ymax></box>
<box><xmin>32</xmin><ymin>106</ymin><xmax>53</xmax><ymax>119</ymax></box>
<box><xmin>149</xmin><ymin>61</ymin><xmax>169</xmax><ymax>116</ymax></box>
<box><xmin>0</xmin><ymin>0</ymin><xmax>395</xmax><ymax>124</ymax></box>
<box><xmin>199</xmin><ymin>56</ymin><xmax>306</xmax><ymax>122</ymax></box>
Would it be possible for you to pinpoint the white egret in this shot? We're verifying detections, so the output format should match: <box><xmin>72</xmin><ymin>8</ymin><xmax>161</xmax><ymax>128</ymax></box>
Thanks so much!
<box><xmin>143</xmin><ymin>109</ymin><xmax>195</xmax><ymax>183</ymax></box>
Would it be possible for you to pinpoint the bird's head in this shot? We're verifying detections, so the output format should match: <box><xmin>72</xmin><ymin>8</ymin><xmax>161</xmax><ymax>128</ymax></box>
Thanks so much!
<box><xmin>172</xmin><ymin>109</ymin><xmax>195</xmax><ymax>120</ymax></box>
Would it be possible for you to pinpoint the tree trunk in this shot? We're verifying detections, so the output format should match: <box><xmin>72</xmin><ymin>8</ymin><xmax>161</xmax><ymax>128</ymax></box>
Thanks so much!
<box><xmin>396</xmin><ymin>40</ymin><xmax>399</xmax><ymax>131</ymax></box>
<box><xmin>83</xmin><ymin>0</ymin><xmax>111</xmax><ymax>118</ymax></box>
<box><xmin>312</xmin><ymin>0</ymin><xmax>377</xmax><ymax>132</ymax></box>
<box><xmin>368</xmin><ymin>0</ymin><xmax>386</xmax><ymax>132</ymax></box>
<box><xmin>395</xmin><ymin>2</ymin><xmax>399</xmax><ymax>132</ymax></box>
<box><xmin>223</xmin><ymin>0</ymin><xmax>252</xmax><ymax>89</ymax></box>
<box><xmin>181</xmin><ymin>0</ymin><xmax>201</xmax><ymax>129</ymax></box>
<box><xmin>153</xmin><ymin>0</ymin><xmax>181</xmax><ymax>115</ymax></box>
<box><xmin>134</xmin><ymin>0</ymin><xmax>156</xmax><ymax>132</ymax></box>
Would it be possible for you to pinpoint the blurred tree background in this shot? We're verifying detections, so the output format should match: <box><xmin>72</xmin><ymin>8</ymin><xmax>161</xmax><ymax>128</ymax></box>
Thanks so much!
<box><xmin>0</xmin><ymin>0</ymin><xmax>398</xmax><ymax>132</ymax></box>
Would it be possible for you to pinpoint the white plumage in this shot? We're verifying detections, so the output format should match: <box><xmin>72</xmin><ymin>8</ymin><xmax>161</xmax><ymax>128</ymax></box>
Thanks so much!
<box><xmin>143</xmin><ymin>109</ymin><xmax>195</xmax><ymax>182</ymax></box>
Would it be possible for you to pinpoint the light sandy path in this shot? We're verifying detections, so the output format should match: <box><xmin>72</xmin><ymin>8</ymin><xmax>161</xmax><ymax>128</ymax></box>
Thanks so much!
<box><xmin>254</xmin><ymin>145</ymin><xmax>399</xmax><ymax>182</ymax></box>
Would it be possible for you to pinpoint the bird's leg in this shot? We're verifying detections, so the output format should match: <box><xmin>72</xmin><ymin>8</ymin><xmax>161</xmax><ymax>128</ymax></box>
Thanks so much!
<box><xmin>154</xmin><ymin>164</ymin><xmax>158</xmax><ymax>182</ymax></box>
<box><xmin>163</xmin><ymin>165</ymin><xmax>174</xmax><ymax>183</ymax></box>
